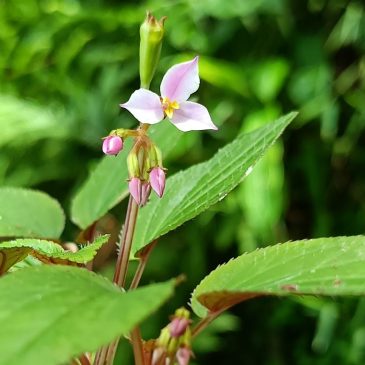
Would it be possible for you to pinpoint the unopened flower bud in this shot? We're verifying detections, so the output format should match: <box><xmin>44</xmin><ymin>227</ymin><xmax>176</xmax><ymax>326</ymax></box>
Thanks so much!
<box><xmin>140</xmin><ymin>12</ymin><xmax>166</xmax><ymax>89</ymax></box>
<box><xmin>102</xmin><ymin>135</ymin><xmax>123</xmax><ymax>155</ymax></box>
<box><xmin>176</xmin><ymin>346</ymin><xmax>191</xmax><ymax>365</ymax></box>
<box><xmin>140</xmin><ymin>182</ymin><xmax>151</xmax><ymax>206</ymax></box>
<box><xmin>168</xmin><ymin>317</ymin><xmax>190</xmax><ymax>338</ymax></box>
<box><xmin>129</xmin><ymin>177</ymin><xmax>142</xmax><ymax>205</ymax></box>
<box><xmin>150</xmin><ymin>167</ymin><xmax>166</xmax><ymax>198</ymax></box>
<box><xmin>127</xmin><ymin>150</ymin><xmax>140</xmax><ymax>178</ymax></box>
<box><xmin>151</xmin><ymin>346</ymin><xmax>167</xmax><ymax>365</ymax></box>
<box><xmin>148</xmin><ymin>143</ymin><xmax>163</xmax><ymax>167</ymax></box>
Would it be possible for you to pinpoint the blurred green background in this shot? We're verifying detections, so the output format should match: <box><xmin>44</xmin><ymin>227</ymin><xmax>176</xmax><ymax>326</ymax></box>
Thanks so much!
<box><xmin>1</xmin><ymin>0</ymin><xmax>365</xmax><ymax>364</ymax></box>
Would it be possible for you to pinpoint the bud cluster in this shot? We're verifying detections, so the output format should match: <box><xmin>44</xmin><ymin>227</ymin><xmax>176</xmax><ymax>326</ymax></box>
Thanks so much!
<box><xmin>127</xmin><ymin>136</ymin><xmax>166</xmax><ymax>206</ymax></box>
<box><xmin>151</xmin><ymin>307</ymin><xmax>192</xmax><ymax>365</ymax></box>
<box><xmin>102</xmin><ymin>126</ymin><xmax>166</xmax><ymax>207</ymax></box>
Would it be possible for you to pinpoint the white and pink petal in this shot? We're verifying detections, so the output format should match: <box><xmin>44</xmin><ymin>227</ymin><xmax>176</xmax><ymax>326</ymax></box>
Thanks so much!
<box><xmin>120</xmin><ymin>89</ymin><xmax>164</xmax><ymax>124</ymax></box>
<box><xmin>171</xmin><ymin>101</ymin><xmax>218</xmax><ymax>132</ymax></box>
<box><xmin>160</xmin><ymin>56</ymin><xmax>200</xmax><ymax>102</ymax></box>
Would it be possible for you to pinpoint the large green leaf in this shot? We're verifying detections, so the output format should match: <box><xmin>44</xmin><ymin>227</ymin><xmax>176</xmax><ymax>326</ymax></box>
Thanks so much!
<box><xmin>0</xmin><ymin>187</ymin><xmax>65</xmax><ymax>239</ymax></box>
<box><xmin>0</xmin><ymin>235</ymin><xmax>109</xmax><ymax>274</ymax></box>
<box><xmin>70</xmin><ymin>122</ymin><xmax>184</xmax><ymax>229</ymax></box>
<box><xmin>191</xmin><ymin>236</ymin><xmax>365</xmax><ymax>318</ymax></box>
<box><xmin>131</xmin><ymin>112</ymin><xmax>297</xmax><ymax>256</ymax></box>
<box><xmin>0</xmin><ymin>265</ymin><xmax>174</xmax><ymax>365</ymax></box>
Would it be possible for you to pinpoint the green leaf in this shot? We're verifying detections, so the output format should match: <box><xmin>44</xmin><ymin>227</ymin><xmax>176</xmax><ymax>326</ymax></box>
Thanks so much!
<box><xmin>0</xmin><ymin>95</ymin><xmax>68</xmax><ymax>148</ymax></box>
<box><xmin>0</xmin><ymin>187</ymin><xmax>65</xmax><ymax>239</ymax></box>
<box><xmin>132</xmin><ymin>112</ymin><xmax>297</xmax><ymax>256</ymax></box>
<box><xmin>0</xmin><ymin>265</ymin><xmax>174</xmax><ymax>365</ymax></box>
<box><xmin>0</xmin><ymin>235</ymin><xmax>109</xmax><ymax>274</ymax></box>
<box><xmin>199</xmin><ymin>56</ymin><xmax>249</xmax><ymax>97</ymax></box>
<box><xmin>70</xmin><ymin>122</ymin><xmax>184</xmax><ymax>229</ymax></box>
<box><xmin>238</xmin><ymin>107</ymin><xmax>285</xmax><ymax>247</ymax></box>
<box><xmin>191</xmin><ymin>236</ymin><xmax>365</xmax><ymax>318</ymax></box>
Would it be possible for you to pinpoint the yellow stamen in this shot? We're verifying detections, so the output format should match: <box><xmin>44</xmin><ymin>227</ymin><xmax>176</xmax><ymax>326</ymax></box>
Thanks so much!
<box><xmin>162</xmin><ymin>97</ymin><xmax>180</xmax><ymax>118</ymax></box>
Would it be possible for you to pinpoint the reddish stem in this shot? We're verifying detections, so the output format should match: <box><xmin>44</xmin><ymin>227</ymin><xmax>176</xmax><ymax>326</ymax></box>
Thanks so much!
<box><xmin>129</xmin><ymin>240</ymin><xmax>157</xmax><ymax>290</ymax></box>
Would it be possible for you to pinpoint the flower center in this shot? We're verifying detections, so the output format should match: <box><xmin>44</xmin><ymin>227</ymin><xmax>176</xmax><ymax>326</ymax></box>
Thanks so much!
<box><xmin>161</xmin><ymin>97</ymin><xmax>180</xmax><ymax>118</ymax></box>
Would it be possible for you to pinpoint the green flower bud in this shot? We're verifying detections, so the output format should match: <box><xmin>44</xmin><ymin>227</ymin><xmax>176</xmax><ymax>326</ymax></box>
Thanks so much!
<box><xmin>148</xmin><ymin>143</ymin><xmax>163</xmax><ymax>168</ymax></box>
<box><xmin>127</xmin><ymin>150</ymin><xmax>140</xmax><ymax>178</ymax></box>
<box><xmin>139</xmin><ymin>11</ymin><xmax>166</xmax><ymax>89</ymax></box>
<box><xmin>157</xmin><ymin>327</ymin><xmax>171</xmax><ymax>348</ymax></box>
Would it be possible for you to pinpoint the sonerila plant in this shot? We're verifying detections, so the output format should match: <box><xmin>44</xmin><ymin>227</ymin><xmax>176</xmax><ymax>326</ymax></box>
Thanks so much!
<box><xmin>1</xmin><ymin>11</ymin><xmax>365</xmax><ymax>365</ymax></box>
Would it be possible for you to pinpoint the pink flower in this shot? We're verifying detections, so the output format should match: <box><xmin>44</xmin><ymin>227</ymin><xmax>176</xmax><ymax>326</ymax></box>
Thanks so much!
<box><xmin>102</xmin><ymin>135</ymin><xmax>123</xmax><ymax>155</ymax></box>
<box><xmin>140</xmin><ymin>181</ymin><xmax>151</xmax><ymax>206</ymax></box>
<box><xmin>149</xmin><ymin>167</ymin><xmax>166</xmax><ymax>198</ymax></box>
<box><xmin>168</xmin><ymin>317</ymin><xmax>190</xmax><ymax>338</ymax></box>
<box><xmin>176</xmin><ymin>347</ymin><xmax>191</xmax><ymax>365</ymax></box>
<box><xmin>120</xmin><ymin>57</ymin><xmax>218</xmax><ymax>132</ymax></box>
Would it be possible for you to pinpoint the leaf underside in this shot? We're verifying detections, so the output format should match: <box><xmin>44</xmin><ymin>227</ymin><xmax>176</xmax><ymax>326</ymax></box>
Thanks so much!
<box><xmin>0</xmin><ymin>235</ymin><xmax>109</xmax><ymax>274</ymax></box>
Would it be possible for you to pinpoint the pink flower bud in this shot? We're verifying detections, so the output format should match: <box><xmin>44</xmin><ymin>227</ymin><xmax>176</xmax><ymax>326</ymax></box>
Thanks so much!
<box><xmin>102</xmin><ymin>135</ymin><xmax>123</xmax><ymax>155</ymax></box>
<box><xmin>150</xmin><ymin>167</ymin><xmax>166</xmax><ymax>198</ymax></box>
<box><xmin>151</xmin><ymin>347</ymin><xmax>166</xmax><ymax>365</ymax></box>
<box><xmin>129</xmin><ymin>177</ymin><xmax>142</xmax><ymax>205</ymax></box>
<box><xmin>140</xmin><ymin>182</ymin><xmax>151</xmax><ymax>206</ymax></box>
<box><xmin>168</xmin><ymin>317</ymin><xmax>190</xmax><ymax>338</ymax></box>
<box><xmin>176</xmin><ymin>347</ymin><xmax>191</xmax><ymax>365</ymax></box>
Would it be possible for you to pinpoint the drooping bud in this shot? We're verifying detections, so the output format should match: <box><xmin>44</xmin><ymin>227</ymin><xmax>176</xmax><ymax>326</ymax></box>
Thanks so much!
<box><xmin>149</xmin><ymin>167</ymin><xmax>166</xmax><ymax>198</ymax></box>
<box><xmin>168</xmin><ymin>317</ymin><xmax>190</xmax><ymax>338</ymax></box>
<box><xmin>139</xmin><ymin>12</ymin><xmax>166</xmax><ymax>89</ymax></box>
<box><xmin>102</xmin><ymin>135</ymin><xmax>123</xmax><ymax>155</ymax></box>
<box><xmin>176</xmin><ymin>346</ymin><xmax>191</xmax><ymax>365</ymax></box>
<box><xmin>129</xmin><ymin>177</ymin><xmax>142</xmax><ymax>205</ymax></box>
<box><xmin>151</xmin><ymin>346</ymin><xmax>166</xmax><ymax>365</ymax></box>
<box><xmin>140</xmin><ymin>181</ymin><xmax>152</xmax><ymax>206</ymax></box>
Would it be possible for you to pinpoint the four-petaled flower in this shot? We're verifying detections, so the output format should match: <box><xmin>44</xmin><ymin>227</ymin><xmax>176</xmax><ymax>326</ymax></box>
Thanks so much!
<box><xmin>121</xmin><ymin>56</ymin><xmax>218</xmax><ymax>132</ymax></box>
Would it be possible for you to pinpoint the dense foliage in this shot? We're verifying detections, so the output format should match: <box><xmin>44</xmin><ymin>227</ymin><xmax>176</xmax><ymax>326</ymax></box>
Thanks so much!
<box><xmin>1</xmin><ymin>0</ymin><xmax>365</xmax><ymax>364</ymax></box>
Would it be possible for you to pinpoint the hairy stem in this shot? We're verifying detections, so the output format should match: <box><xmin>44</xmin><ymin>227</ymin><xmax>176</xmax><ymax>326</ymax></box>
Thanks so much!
<box><xmin>94</xmin><ymin>196</ymin><xmax>140</xmax><ymax>365</ymax></box>
<box><xmin>113</xmin><ymin>197</ymin><xmax>139</xmax><ymax>286</ymax></box>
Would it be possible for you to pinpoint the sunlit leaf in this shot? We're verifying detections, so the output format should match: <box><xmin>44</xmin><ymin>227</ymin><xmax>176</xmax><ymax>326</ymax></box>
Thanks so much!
<box><xmin>132</xmin><ymin>112</ymin><xmax>297</xmax><ymax>256</ymax></box>
<box><xmin>0</xmin><ymin>265</ymin><xmax>174</xmax><ymax>365</ymax></box>
<box><xmin>0</xmin><ymin>187</ymin><xmax>65</xmax><ymax>239</ymax></box>
<box><xmin>191</xmin><ymin>236</ymin><xmax>365</xmax><ymax>317</ymax></box>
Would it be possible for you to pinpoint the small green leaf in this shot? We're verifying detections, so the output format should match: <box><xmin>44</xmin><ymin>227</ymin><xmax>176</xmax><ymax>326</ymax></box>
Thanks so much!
<box><xmin>70</xmin><ymin>122</ymin><xmax>184</xmax><ymax>229</ymax></box>
<box><xmin>0</xmin><ymin>235</ymin><xmax>109</xmax><ymax>274</ymax></box>
<box><xmin>0</xmin><ymin>187</ymin><xmax>65</xmax><ymax>239</ymax></box>
<box><xmin>132</xmin><ymin>112</ymin><xmax>297</xmax><ymax>256</ymax></box>
<box><xmin>0</xmin><ymin>265</ymin><xmax>174</xmax><ymax>365</ymax></box>
<box><xmin>191</xmin><ymin>236</ymin><xmax>365</xmax><ymax>318</ymax></box>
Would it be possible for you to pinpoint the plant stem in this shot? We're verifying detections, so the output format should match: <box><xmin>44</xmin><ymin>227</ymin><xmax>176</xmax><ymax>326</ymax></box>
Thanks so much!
<box><xmin>191</xmin><ymin>311</ymin><xmax>222</xmax><ymax>338</ymax></box>
<box><xmin>129</xmin><ymin>240</ymin><xmax>157</xmax><ymax>290</ymax></box>
<box><xmin>130</xmin><ymin>327</ymin><xmax>145</xmax><ymax>365</ymax></box>
<box><xmin>78</xmin><ymin>354</ymin><xmax>91</xmax><ymax>365</ymax></box>
<box><xmin>113</xmin><ymin>197</ymin><xmax>139</xmax><ymax>287</ymax></box>
<box><xmin>94</xmin><ymin>196</ymin><xmax>140</xmax><ymax>365</ymax></box>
